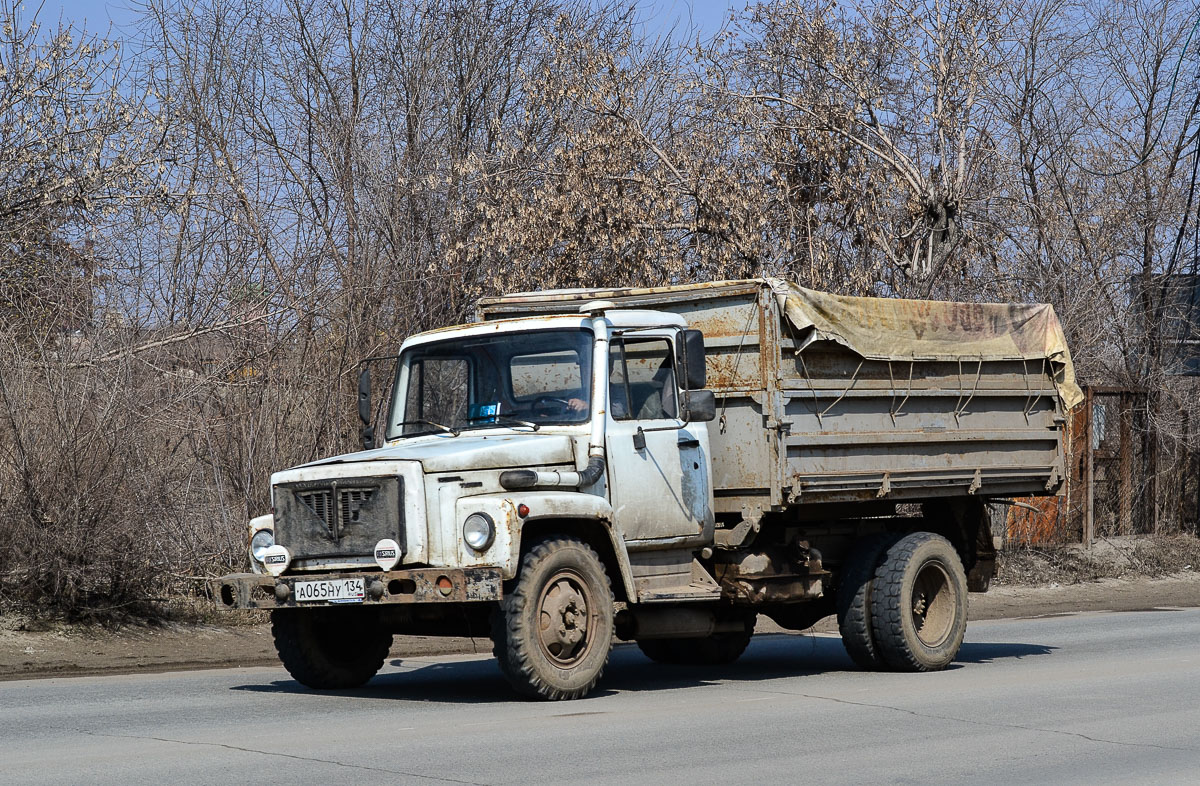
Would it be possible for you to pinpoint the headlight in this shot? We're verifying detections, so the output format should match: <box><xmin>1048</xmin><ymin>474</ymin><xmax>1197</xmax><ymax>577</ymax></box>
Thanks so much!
<box><xmin>250</xmin><ymin>529</ymin><xmax>275</xmax><ymax>562</ymax></box>
<box><xmin>463</xmin><ymin>512</ymin><xmax>495</xmax><ymax>551</ymax></box>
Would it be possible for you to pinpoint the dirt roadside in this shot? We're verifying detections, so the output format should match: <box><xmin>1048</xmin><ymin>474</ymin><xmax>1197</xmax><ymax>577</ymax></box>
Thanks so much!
<box><xmin>3</xmin><ymin>571</ymin><xmax>1198</xmax><ymax>682</ymax></box>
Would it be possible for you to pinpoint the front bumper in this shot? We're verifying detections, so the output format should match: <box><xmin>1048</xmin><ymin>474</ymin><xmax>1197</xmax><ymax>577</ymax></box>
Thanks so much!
<box><xmin>212</xmin><ymin>566</ymin><xmax>503</xmax><ymax>610</ymax></box>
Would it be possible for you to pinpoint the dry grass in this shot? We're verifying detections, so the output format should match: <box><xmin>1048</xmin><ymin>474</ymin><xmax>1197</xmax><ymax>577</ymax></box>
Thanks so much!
<box><xmin>997</xmin><ymin>535</ymin><xmax>1200</xmax><ymax>587</ymax></box>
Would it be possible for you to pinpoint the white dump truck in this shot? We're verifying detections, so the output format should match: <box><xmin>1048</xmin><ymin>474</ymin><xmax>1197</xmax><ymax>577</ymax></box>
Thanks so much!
<box><xmin>214</xmin><ymin>278</ymin><xmax>1081</xmax><ymax>700</ymax></box>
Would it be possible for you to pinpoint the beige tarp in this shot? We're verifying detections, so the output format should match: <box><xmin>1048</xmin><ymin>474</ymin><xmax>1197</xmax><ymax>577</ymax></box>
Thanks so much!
<box><xmin>770</xmin><ymin>280</ymin><xmax>1084</xmax><ymax>411</ymax></box>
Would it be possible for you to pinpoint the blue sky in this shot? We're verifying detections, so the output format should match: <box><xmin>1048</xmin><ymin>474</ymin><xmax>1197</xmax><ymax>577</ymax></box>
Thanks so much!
<box><xmin>637</xmin><ymin>0</ymin><xmax>739</xmax><ymax>38</ymax></box>
<box><xmin>44</xmin><ymin>0</ymin><xmax>740</xmax><ymax>38</ymax></box>
<box><xmin>43</xmin><ymin>0</ymin><xmax>138</xmax><ymax>32</ymax></box>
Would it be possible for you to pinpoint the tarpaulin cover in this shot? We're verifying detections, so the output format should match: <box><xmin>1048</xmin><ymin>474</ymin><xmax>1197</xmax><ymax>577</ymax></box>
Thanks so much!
<box><xmin>770</xmin><ymin>279</ymin><xmax>1084</xmax><ymax>410</ymax></box>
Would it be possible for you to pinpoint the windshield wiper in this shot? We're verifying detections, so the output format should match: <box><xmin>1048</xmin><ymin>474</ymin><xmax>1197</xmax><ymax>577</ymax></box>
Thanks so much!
<box><xmin>395</xmin><ymin>419</ymin><xmax>460</xmax><ymax>436</ymax></box>
<box><xmin>465</xmin><ymin>414</ymin><xmax>540</xmax><ymax>431</ymax></box>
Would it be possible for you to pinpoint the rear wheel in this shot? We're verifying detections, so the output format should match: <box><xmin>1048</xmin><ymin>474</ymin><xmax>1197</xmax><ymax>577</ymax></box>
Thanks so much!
<box><xmin>836</xmin><ymin>534</ymin><xmax>897</xmax><ymax>669</ymax></box>
<box><xmin>869</xmin><ymin>532</ymin><xmax>968</xmax><ymax>672</ymax></box>
<box><xmin>271</xmin><ymin>606</ymin><xmax>393</xmax><ymax>689</ymax></box>
<box><xmin>491</xmin><ymin>538</ymin><xmax>614</xmax><ymax>700</ymax></box>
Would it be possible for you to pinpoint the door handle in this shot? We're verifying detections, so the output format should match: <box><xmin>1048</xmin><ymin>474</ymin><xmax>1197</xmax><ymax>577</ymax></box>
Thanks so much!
<box><xmin>677</xmin><ymin>437</ymin><xmax>700</xmax><ymax>448</ymax></box>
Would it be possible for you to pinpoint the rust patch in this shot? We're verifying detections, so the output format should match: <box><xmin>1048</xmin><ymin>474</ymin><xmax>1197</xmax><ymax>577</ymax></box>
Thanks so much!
<box><xmin>1006</xmin><ymin>497</ymin><xmax>1064</xmax><ymax>546</ymax></box>
<box><xmin>708</xmin><ymin>354</ymin><xmax>762</xmax><ymax>389</ymax></box>
<box><xmin>211</xmin><ymin>567</ymin><xmax>503</xmax><ymax>610</ymax></box>
<box><xmin>687</xmin><ymin>309</ymin><xmax>757</xmax><ymax>339</ymax></box>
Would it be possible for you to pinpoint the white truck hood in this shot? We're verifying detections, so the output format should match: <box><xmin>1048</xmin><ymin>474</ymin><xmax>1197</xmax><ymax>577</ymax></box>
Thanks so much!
<box><xmin>297</xmin><ymin>432</ymin><xmax>577</xmax><ymax>474</ymax></box>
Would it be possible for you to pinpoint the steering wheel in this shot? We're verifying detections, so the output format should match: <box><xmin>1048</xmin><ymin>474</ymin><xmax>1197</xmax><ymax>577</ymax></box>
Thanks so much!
<box><xmin>531</xmin><ymin>395</ymin><xmax>573</xmax><ymax>415</ymax></box>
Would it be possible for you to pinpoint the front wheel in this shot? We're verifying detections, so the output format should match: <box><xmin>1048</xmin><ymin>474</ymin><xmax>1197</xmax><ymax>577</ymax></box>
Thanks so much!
<box><xmin>271</xmin><ymin>606</ymin><xmax>393</xmax><ymax>689</ymax></box>
<box><xmin>636</xmin><ymin>614</ymin><xmax>755</xmax><ymax>666</ymax></box>
<box><xmin>869</xmin><ymin>532</ymin><xmax>968</xmax><ymax>672</ymax></box>
<box><xmin>491</xmin><ymin>538</ymin><xmax>614</xmax><ymax>700</ymax></box>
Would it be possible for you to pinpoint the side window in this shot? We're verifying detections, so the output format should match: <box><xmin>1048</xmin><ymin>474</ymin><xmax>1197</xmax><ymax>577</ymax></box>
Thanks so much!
<box><xmin>403</xmin><ymin>357</ymin><xmax>468</xmax><ymax>432</ymax></box>
<box><xmin>609</xmin><ymin>338</ymin><xmax>678</xmax><ymax>421</ymax></box>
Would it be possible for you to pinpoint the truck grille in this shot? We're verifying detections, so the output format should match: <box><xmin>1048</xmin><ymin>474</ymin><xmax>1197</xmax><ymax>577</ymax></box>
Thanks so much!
<box><xmin>274</xmin><ymin>477</ymin><xmax>403</xmax><ymax>562</ymax></box>
<box><xmin>297</xmin><ymin>487</ymin><xmax>375</xmax><ymax>537</ymax></box>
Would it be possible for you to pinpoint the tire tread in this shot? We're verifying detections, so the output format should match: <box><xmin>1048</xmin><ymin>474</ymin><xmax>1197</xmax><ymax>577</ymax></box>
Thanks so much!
<box><xmin>836</xmin><ymin>534</ymin><xmax>897</xmax><ymax>670</ymax></box>
<box><xmin>492</xmin><ymin>537</ymin><xmax>613</xmax><ymax>700</ymax></box>
<box><xmin>271</xmin><ymin>608</ymin><xmax>392</xmax><ymax>689</ymax></box>
<box><xmin>870</xmin><ymin>532</ymin><xmax>967</xmax><ymax>672</ymax></box>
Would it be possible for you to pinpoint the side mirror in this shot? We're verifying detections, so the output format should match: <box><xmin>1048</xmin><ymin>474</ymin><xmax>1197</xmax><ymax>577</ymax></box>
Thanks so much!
<box><xmin>680</xmin><ymin>389</ymin><xmax>716</xmax><ymax>423</ymax></box>
<box><xmin>358</xmin><ymin>368</ymin><xmax>375</xmax><ymax>451</ymax></box>
<box><xmin>676</xmin><ymin>329</ymin><xmax>707</xmax><ymax>390</ymax></box>
<box><xmin>357</xmin><ymin>368</ymin><xmax>372</xmax><ymax>425</ymax></box>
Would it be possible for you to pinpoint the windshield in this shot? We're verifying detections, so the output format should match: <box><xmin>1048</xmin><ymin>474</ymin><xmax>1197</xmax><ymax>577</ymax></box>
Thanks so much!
<box><xmin>386</xmin><ymin>328</ymin><xmax>593</xmax><ymax>439</ymax></box>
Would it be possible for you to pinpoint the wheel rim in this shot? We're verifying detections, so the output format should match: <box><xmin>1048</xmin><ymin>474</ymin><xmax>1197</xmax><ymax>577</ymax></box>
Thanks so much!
<box><xmin>537</xmin><ymin>570</ymin><xmax>593</xmax><ymax>665</ymax></box>
<box><xmin>910</xmin><ymin>560</ymin><xmax>955</xmax><ymax>647</ymax></box>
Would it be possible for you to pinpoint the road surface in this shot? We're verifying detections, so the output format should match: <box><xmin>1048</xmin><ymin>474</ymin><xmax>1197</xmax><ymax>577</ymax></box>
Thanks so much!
<box><xmin>3</xmin><ymin>609</ymin><xmax>1198</xmax><ymax>784</ymax></box>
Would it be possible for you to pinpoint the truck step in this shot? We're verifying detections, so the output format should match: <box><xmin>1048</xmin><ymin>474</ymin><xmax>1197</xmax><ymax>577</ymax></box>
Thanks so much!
<box><xmin>636</xmin><ymin>583</ymin><xmax>724</xmax><ymax>603</ymax></box>
<box><xmin>631</xmin><ymin>555</ymin><xmax>723</xmax><ymax>603</ymax></box>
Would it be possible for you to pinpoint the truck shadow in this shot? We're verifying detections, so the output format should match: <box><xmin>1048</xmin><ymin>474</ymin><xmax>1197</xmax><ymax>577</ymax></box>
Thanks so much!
<box><xmin>599</xmin><ymin>634</ymin><xmax>1056</xmax><ymax>694</ymax></box>
<box><xmin>230</xmin><ymin>632</ymin><xmax>1055</xmax><ymax>704</ymax></box>
<box><xmin>955</xmin><ymin>640</ymin><xmax>1057</xmax><ymax>663</ymax></box>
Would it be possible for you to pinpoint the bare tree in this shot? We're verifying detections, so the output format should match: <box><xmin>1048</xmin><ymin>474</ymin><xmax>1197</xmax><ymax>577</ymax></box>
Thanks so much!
<box><xmin>731</xmin><ymin>0</ymin><xmax>1008</xmax><ymax>294</ymax></box>
<box><xmin>0</xmin><ymin>1</ymin><xmax>161</xmax><ymax>336</ymax></box>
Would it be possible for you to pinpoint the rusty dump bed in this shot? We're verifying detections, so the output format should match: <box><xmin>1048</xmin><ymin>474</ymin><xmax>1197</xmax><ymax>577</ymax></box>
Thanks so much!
<box><xmin>478</xmin><ymin>279</ymin><xmax>1081</xmax><ymax>516</ymax></box>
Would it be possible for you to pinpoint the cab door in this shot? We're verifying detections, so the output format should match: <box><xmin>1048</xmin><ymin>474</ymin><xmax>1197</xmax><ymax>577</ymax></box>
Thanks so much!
<box><xmin>605</xmin><ymin>335</ymin><xmax>711</xmax><ymax>545</ymax></box>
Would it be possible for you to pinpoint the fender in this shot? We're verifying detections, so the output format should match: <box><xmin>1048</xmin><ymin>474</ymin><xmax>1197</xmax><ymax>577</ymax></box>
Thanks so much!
<box><xmin>454</xmin><ymin>490</ymin><xmax>635</xmax><ymax>601</ymax></box>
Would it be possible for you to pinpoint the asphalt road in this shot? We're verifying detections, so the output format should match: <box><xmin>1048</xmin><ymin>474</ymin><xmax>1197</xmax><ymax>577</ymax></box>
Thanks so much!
<box><xmin>3</xmin><ymin>609</ymin><xmax>1199</xmax><ymax>785</ymax></box>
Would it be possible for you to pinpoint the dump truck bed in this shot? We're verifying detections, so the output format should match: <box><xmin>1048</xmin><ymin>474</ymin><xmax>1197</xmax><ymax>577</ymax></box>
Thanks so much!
<box><xmin>478</xmin><ymin>279</ymin><xmax>1080</xmax><ymax>516</ymax></box>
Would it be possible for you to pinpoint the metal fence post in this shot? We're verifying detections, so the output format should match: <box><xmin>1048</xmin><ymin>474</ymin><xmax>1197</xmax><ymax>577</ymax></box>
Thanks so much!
<box><xmin>1084</xmin><ymin>386</ymin><xmax>1094</xmax><ymax>549</ymax></box>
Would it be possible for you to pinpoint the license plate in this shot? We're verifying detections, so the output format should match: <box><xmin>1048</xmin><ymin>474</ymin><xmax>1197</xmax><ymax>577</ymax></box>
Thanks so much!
<box><xmin>294</xmin><ymin>578</ymin><xmax>365</xmax><ymax>603</ymax></box>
